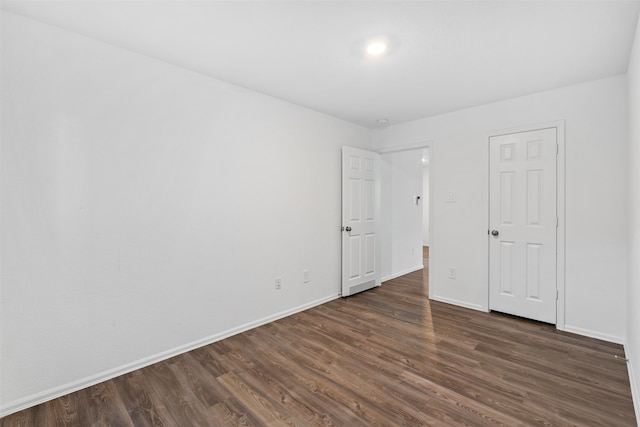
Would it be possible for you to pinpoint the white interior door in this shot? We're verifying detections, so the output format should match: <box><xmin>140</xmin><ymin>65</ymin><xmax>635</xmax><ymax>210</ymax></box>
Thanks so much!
<box><xmin>489</xmin><ymin>128</ymin><xmax>557</xmax><ymax>324</ymax></box>
<box><xmin>342</xmin><ymin>147</ymin><xmax>381</xmax><ymax>297</ymax></box>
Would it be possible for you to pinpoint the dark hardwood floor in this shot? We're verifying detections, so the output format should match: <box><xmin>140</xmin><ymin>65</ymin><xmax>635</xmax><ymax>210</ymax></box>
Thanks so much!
<box><xmin>2</xmin><ymin>247</ymin><xmax>636</xmax><ymax>426</ymax></box>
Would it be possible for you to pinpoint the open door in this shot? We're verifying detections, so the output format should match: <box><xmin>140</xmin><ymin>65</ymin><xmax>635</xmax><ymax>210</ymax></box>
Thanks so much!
<box><xmin>341</xmin><ymin>147</ymin><xmax>381</xmax><ymax>297</ymax></box>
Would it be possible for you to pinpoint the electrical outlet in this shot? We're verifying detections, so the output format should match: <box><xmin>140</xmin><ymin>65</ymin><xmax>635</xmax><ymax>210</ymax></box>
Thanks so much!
<box><xmin>303</xmin><ymin>270</ymin><xmax>310</xmax><ymax>283</ymax></box>
<box><xmin>446</xmin><ymin>192</ymin><xmax>457</xmax><ymax>203</ymax></box>
<box><xmin>448</xmin><ymin>267</ymin><xmax>457</xmax><ymax>279</ymax></box>
<box><xmin>275</xmin><ymin>278</ymin><xmax>282</xmax><ymax>290</ymax></box>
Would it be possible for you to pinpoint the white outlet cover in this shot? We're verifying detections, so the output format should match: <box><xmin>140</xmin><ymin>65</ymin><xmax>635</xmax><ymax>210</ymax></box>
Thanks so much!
<box><xmin>446</xmin><ymin>192</ymin><xmax>457</xmax><ymax>203</ymax></box>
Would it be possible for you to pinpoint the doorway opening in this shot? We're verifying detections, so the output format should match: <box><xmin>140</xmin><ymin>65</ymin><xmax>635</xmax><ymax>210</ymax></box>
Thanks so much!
<box><xmin>378</xmin><ymin>144</ymin><xmax>431</xmax><ymax>283</ymax></box>
<box><xmin>422</xmin><ymin>147</ymin><xmax>430</xmax><ymax>278</ymax></box>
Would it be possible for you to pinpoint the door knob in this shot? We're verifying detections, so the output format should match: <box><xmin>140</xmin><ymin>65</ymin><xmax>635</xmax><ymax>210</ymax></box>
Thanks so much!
<box><xmin>491</xmin><ymin>230</ymin><xmax>499</xmax><ymax>236</ymax></box>
<box><xmin>345</xmin><ymin>226</ymin><xmax>352</xmax><ymax>232</ymax></box>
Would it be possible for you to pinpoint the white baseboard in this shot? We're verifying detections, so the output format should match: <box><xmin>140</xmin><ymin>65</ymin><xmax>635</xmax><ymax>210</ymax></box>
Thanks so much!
<box><xmin>624</xmin><ymin>343</ymin><xmax>640</xmax><ymax>424</ymax></box>
<box><xmin>0</xmin><ymin>293</ymin><xmax>341</xmax><ymax>418</ymax></box>
<box><xmin>562</xmin><ymin>324</ymin><xmax>625</xmax><ymax>345</ymax></box>
<box><xmin>381</xmin><ymin>264</ymin><xmax>424</xmax><ymax>282</ymax></box>
<box><xmin>429</xmin><ymin>294</ymin><xmax>485</xmax><ymax>312</ymax></box>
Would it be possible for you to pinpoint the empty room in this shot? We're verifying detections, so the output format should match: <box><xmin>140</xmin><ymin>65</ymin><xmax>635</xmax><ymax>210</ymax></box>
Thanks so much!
<box><xmin>2</xmin><ymin>1</ymin><xmax>640</xmax><ymax>425</ymax></box>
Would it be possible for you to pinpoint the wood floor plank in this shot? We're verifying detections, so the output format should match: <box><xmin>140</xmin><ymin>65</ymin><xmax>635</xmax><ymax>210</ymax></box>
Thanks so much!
<box><xmin>143</xmin><ymin>360</ymin><xmax>213</xmax><ymax>426</ymax></box>
<box><xmin>85</xmin><ymin>381</ymin><xmax>135</xmax><ymax>427</ymax></box>
<box><xmin>168</xmin><ymin>352</ymin><xmax>230</xmax><ymax>409</ymax></box>
<box><xmin>230</xmin><ymin>326</ymin><xmax>398</xmax><ymax>425</ymax></box>
<box><xmin>208</xmin><ymin>397</ymin><xmax>263</xmax><ymax>426</ymax></box>
<box><xmin>111</xmin><ymin>369</ymin><xmax>178</xmax><ymax>427</ymax></box>
<box><xmin>1</xmin><ymin>247</ymin><xmax>636</xmax><ymax>426</ymax></box>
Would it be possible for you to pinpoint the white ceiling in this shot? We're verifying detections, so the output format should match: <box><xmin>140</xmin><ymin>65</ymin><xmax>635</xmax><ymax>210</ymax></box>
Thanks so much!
<box><xmin>3</xmin><ymin>1</ymin><xmax>640</xmax><ymax>128</ymax></box>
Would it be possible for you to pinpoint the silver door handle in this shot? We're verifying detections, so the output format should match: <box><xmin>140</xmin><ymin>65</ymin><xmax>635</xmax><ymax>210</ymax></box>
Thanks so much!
<box><xmin>491</xmin><ymin>230</ymin><xmax>499</xmax><ymax>236</ymax></box>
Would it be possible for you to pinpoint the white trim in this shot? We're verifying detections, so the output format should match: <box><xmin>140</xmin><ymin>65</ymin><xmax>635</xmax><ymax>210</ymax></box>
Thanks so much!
<box><xmin>486</xmin><ymin>120</ymin><xmax>566</xmax><ymax>330</ymax></box>
<box><xmin>0</xmin><ymin>293</ymin><xmax>340</xmax><ymax>418</ymax></box>
<box><xmin>486</xmin><ymin>120</ymin><xmax>564</xmax><ymax>139</ymax></box>
<box><xmin>562</xmin><ymin>324</ymin><xmax>625</xmax><ymax>345</ymax></box>
<box><xmin>625</xmin><ymin>343</ymin><xmax>640</xmax><ymax>423</ymax></box>
<box><xmin>481</xmin><ymin>127</ymin><xmax>490</xmax><ymax>311</ymax></box>
<box><xmin>430</xmin><ymin>295</ymin><xmax>485</xmax><ymax>312</ymax></box>
<box><xmin>0</xmin><ymin>7</ymin><xmax>4</xmax><ymax>416</ymax></box>
<box><xmin>428</xmin><ymin>142</ymin><xmax>436</xmax><ymax>301</ymax></box>
<box><xmin>555</xmin><ymin>122</ymin><xmax>566</xmax><ymax>331</ymax></box>
<box><xmin>381</xmin><ymin>264</ymin><xmax>424</xmax><ymax>282</ymax></box>
<box><xmin>376</xmin><ymin>140</ymin><xmax>433</xmax><ymax>154</ymax></box>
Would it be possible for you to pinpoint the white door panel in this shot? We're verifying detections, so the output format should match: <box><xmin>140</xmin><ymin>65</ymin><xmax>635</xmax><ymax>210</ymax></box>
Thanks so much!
<box><xmin>342</xmin><ymin>147</ymin><xmax>380</xmax><ymax>296</ymax></box>
<box><xmin>489</xmin><ymin>128</ymin><xmax>557</xmax><ymax>323</ymax></box>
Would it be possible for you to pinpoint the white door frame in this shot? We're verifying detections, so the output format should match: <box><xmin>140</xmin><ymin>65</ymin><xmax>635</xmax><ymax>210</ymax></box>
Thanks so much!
<box><xmin>485</xmin><ymin>121</ymin><xmax>566</xmax><ymax>330</ymax></box>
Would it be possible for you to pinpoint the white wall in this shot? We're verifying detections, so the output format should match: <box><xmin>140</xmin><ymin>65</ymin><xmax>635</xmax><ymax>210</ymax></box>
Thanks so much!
<box><xmin>380</xmin><ymin>150</ymin><xmax>424</xmax><ymax>281</ymax></box>
<box><xmin>0</xmin><ymin>12</ymin><xmax>371</xmax><ymax>415</ymax></box>
<box><xmin>626</xmin><ymin>14</ymin><xmax>640</xmax><ymax>421</ymax></box>
<box><xmin>373</xmin><ymin>75</ymin><xmax>628</xmax><ymax>342</ymax></box>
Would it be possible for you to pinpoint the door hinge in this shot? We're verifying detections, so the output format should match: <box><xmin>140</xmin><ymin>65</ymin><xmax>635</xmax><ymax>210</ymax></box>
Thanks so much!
<box><xmin>556</xmin><ymin>143</ymin><xmax>559</xmax><ymax>155</ymax></box>
<box><xmin>556</xmin><ymin>217</ymin><xmax>559</xmax><ymax>228</ymax></box>
<box><xmin>556</xmin><ymin>290</ymin><xmax>559</xmax><ymax>300</ymax></box>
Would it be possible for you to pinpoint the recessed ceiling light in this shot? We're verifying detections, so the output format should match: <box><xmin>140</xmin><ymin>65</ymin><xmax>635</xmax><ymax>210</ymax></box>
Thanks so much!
<box><xmin>366</xmin><ymin>42</ymin><xmax>387</xmax><ymax>56</ymax></box>
<box><xmin>376</xmin><ymin>118</ymin><xmax>389</xmax><ymax>126</ymax></box>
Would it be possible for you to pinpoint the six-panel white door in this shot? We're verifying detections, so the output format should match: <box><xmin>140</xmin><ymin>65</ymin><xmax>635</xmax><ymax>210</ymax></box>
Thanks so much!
<box><xmin>489</xmin><ymin>128</ymin><xmax>557</xmax><ymax>324</ymax></box>
<box><xmin>342</xmin><ymin>147</ymin><xmax>380</xmax><ymax>297</ymax></box>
